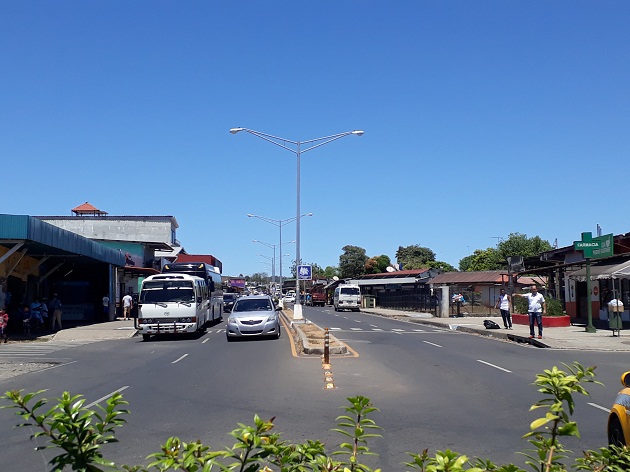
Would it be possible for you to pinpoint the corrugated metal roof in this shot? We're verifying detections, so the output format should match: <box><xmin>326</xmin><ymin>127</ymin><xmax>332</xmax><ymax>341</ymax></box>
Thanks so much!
<box><xmin>430</xmin><ymin>270</ymin><xmax>544</xmax><ymax>286</ymax></box>
<box><xmin>0</xmin><ymin>214</ymin><xmax>125</xmax><ymax>266</ymax></box>
<box><xmin>355</xmin><ymin>269</ymin><xmax>430</xmax><ymax>280</ymax></box>
<box><xmin>430</xmin><ymin>270</ymin><xmax>509</xmax><ymax>284</ymax></box>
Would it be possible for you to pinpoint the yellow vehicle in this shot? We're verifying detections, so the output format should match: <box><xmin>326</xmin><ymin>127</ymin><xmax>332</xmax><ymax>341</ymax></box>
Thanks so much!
<box><xmin>608</xmin><ymin>371</ymin><xmax>630</xmax><ymax>446</ymax></box>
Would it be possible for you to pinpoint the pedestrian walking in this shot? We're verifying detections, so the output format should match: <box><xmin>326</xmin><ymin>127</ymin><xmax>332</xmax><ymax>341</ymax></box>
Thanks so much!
<box><xmin>122</xmin><ymin>293</ymin><xmax>133</xmax><ymax>320</ymax></box>
<box><xmin>495</xmin><ymin>288</ymin><xmax>513</xmax><ymax>329</ymax></box>
<box><xmin>21</xmin><ymin>305</ymin><xmax>32</xmax><ymax>336</ymax></box>
<box><xmin>49</xmin><ymin>294</ymin><xmax>63</xmax><ymax>331</ymax></box>
<box><xmin>40</xmin><ymin>298</ymin><xmax>49</xmax><ymax>328</ymax></box>
<box><xmin>0</xmin><ymin>308</ymin><xmax>8</xmax><ymax>343</ymax></box>
<box><xmin>513</xmin><ymin>285</ymin><xmax>546</xmax><ymax>339</ymax></box>
<box><xmin>30</xmin><ymin>300</ymin><xmax>43</xmax><ymax>332</ymax></box>
<box><xmin>102</xmin><ymin>294</ymin><xmax>110</xmax><ymax>317</ymax></box>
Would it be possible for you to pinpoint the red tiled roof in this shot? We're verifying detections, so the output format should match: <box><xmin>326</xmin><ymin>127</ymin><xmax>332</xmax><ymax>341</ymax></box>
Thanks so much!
<box><xmin>71</xmin><ymin>202</ymin><xmax>107</xmax><ymax>215</ymax></box>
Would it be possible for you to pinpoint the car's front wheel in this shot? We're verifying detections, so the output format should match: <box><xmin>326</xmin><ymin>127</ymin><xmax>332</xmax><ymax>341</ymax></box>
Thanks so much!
<box><xmin>608</xmin><ymin>415</ymin><xmax>626</xmax><ymax>446</ymax></box>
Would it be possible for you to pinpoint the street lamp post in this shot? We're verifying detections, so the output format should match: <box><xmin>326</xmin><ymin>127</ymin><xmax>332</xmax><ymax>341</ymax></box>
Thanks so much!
<box><xmin>257</xmin><ymin>253</ymin><xmax>275</xmax><ymax>289</ymax></box>
<box><xmin>233</xmin><ymin>128</ymin><xmax>364</xmax><ymax>320</ymax></box>
<box><xmin>248</xmin><ymin>213</ymin><xmax>308</xmax><ymax>297</ymax></box>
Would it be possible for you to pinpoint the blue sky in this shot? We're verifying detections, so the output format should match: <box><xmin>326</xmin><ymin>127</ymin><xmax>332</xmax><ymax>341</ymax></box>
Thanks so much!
<box><xmin>2</xmin><ymin>2</ymin><xmax>629</xmax><ymax>277</ymax></box>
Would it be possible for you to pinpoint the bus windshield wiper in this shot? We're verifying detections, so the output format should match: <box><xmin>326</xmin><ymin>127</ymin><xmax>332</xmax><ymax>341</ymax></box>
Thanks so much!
<box><xmin>177</xmin><ymin>302</ymin><xmax>192</xmax><ymax>307</ymax></box>
<box><xmin>155</xmin><ymin>302</ymin><xmax>168</xmax><ymax>308</ymax></box>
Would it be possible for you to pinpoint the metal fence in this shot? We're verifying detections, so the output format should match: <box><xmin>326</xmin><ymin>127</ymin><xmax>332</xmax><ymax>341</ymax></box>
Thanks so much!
<box><xmin>376</xmin><ymin>288</ymin><xmax>437</xmax><ymax>314</ymax></box>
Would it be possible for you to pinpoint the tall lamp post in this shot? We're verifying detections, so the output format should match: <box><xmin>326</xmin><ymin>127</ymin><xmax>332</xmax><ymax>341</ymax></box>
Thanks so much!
<box><xmin>233</xmin><ymin>128</ymin><xmax>364</xmax><ymax>320</ymax></box>
<box><xmin>248</xmin><ymin>213</ymin><xmax>309</xmax><ymax>297</ymax></box>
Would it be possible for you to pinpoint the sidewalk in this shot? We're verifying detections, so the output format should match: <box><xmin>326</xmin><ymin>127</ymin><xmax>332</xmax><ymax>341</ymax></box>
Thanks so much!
<box><xmin>360</xmin><ymin>308</ymin><xmax>630</xmax><ymax>352</ymax></box>
<box><xmin>3</xmin><ymin>319</ymin><xmax>138</xmax><ymax>344</ymax></box>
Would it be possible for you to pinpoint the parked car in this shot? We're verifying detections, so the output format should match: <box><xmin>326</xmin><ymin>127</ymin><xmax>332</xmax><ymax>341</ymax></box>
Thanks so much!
<box><xmin>608</xmin><ymin>371</ymin><xmax>630</xmax><ymax>446</ymax></box>
<box><xmin>223</xmin><ymin>293</ymin><xmax>238</xmax><ymax>312</ymax></box>
<box><xmin>282</xmin><ymin>294</ymin><xmax>296</xmax><ymax>304</ymax></box>
<box><xmin>226</xmin><ymin>295</ymin><xmax>281</xmax><ymax>341</ymax></box>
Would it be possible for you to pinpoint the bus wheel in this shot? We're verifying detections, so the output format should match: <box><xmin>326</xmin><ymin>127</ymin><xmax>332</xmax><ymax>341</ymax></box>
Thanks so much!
<box><xmin>142</xmin><ymin>334</ymin><xmax>151</xmax><ymax>342</ymax></box>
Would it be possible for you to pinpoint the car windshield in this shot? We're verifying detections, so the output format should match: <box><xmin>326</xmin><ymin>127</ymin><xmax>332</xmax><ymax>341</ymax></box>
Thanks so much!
<box><xmin>233</xmin><ymin>299</ymin><xmax>272</xmax><ymax>312</ymax></box>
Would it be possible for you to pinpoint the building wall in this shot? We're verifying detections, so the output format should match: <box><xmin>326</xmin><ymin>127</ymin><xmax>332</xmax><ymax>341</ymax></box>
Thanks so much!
<box><xmin>38</xmin><ymin>217</ymin><xmax>176</xmax><ymax>245</ymax></box>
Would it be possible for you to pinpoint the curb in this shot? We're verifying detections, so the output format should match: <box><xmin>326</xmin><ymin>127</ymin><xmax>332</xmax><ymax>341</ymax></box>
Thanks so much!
<box><xmin>280</xmin><ymin>311</ymin><xmax>348</xmax><ymax>355</ymax></box>
<box><xmin>403</xmin><ymin>318</ymin><xmax>551</xmax><ymax>348</ymax></box>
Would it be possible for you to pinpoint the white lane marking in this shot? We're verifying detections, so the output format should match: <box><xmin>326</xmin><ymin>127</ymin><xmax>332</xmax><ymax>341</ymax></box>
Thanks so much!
<box><xmin>172</xmin><ymin>354</ymin><xmax>189</xmax><ymax>364</ymax></box>
<box><xmin>349</xmin><ymin>327</ymin><xmax>363</xmax><ymax>331</ymax></box>
<box><xmin>369</xmin><ymin>324</ymin><xmax>378</xmax><ymax>327</ymax></box>
<box><xmin>392</xmin><ymin>328</ymin><xmax>404</xmax><ymax>332</ymax></box>
<box><xmin>354</xmin><ymin>319</ymin><xmax>362</xmax><ymax>323</ymax></box>
<box><xmin>588</xmin><ymin>402</ymin><xmax>611</xmax><ymax>413</ymax></box>
<box><xmin>423</xmin><ymin>341</ymin><xmax>442</xmax><ymax>347</ymax></box>
<box><xmin>413</xmin><ymin>329</ymin><xmax>425</xmax><ymax>332</ymax></box>
<box><xmin>477</xmin><ymin>359</ymin><xmax>512</xmax><ymax>373</ymax></box>
<box><xmin>202</xmin><ymin>338</ymin><xmax>210</xmax><ymax>344</ymax></box>
<box><xmin>329</xmin><ymin>327</ymin><xmax>342</xmax><ymax>330</ymax></box>
<box><xmin>85</xmin><ymin>386</ymin><xmax>129</xmax><ymax>409</ymax></box>
<box><xmin>371</xmin><ymin>328</ymin><xmax>383</xmax><ymax>331</ymax></box>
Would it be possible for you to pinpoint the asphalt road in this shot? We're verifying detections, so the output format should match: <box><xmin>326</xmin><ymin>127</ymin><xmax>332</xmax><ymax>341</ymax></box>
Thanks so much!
<box><xmin>0</xmin><ymin>310</ymin><xmax>627</xmax><ymax>471</ymax></box>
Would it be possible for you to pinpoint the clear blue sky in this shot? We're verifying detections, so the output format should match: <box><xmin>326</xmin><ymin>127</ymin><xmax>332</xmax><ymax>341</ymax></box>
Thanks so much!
<box><xmin>2</xmin><ymin>2</ymin><xmax>629</xmax><ymax>277</ymax></box>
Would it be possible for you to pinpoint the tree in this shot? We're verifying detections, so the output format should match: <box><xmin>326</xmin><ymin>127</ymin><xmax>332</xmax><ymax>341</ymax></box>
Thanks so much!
<box><xmin>323</xmin><ymin>266</ymin><xmax>340</xmax><ymax>279</ymax></box>
<box><xmin>395</xmin><ymin>245</ymin><xmax>436</xmax><ymax>270</ymax></box>
<box><xmin>459</xmin><ymin>233</ymin><xmax>553</xmax><ymax>271</ymax></box>
<box><xmin>365</xmin><ymin>255</ymin><xmax>391</xmax><ymax>274</ymax></box>
<box><xmin>498</xmin><ymin>233</ymin><xmax>553</xmax><ymax>260</ymax></box>
<box><xmin>339</xmin><ymin>245</ymin><xmax>368</xmax><ymax>278</ymax></box>
<box><xmin>459</xmin><ymin>248</ymin><xmax>501</xmax><ymax>271</ymax></box>
<box><xmin>425</xmin><ymin>260</ymin><xmax>457</xmax><ymax>272</ymax></box>
<box><xmin>250</xmin><ymin>272</ymin><xmax>269</xmax><ymax>285</ymax></box>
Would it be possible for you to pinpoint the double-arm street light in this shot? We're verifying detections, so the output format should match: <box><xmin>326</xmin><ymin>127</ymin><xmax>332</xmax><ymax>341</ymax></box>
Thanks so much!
<box><xmin>248</xmin><ymin>213</ymin><xmax>308</xmax><ymax>298</ymax></box>
<box><xmin>252</xmin><ymin>240</ymin><xmax>295</xmax><ymax>292</ymax></box>
<box><xmin>233</xmin><ymin>128</ymin><xmax>364</xmax><ymax>319</ymax></box>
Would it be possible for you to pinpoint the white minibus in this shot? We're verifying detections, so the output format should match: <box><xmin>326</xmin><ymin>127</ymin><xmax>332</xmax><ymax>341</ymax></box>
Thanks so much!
<box><xmin>333</xmin><ymin>284</ymin><xmax>361</xmax><ymax>312</ymax></box>
<box><xmin>138</xmin><ymin>273</ymin><xmax>209</xmax><ymax>341</ymax></box>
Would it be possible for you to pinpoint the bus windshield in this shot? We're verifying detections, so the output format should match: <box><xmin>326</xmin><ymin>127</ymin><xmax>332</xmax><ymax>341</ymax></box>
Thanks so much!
<box><xmin>141</xmin><ymin>281</ymin><xmax>195</xmax><ymax>304</ymax></box>
<box><xmin>340</xmin><ymin>287</ymin><xmax>360</xmax><ymax>296</ymax></box>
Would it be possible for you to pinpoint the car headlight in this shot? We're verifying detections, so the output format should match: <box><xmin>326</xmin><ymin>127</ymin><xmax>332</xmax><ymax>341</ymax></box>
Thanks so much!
<box><xmin>266</xmin><ymin>314</ymin><xmax>278</xmax><ymax>323</ymax></box>
<box><xmin>228</xmin><ymin>316</ymin><xmax>237</xmax><ymax>324</ymax></box>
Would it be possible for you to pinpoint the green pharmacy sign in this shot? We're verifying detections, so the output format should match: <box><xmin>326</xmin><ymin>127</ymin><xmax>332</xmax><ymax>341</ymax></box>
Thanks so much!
<box><xmin>573</xmin><ymin>232</ymin><xmax>613</xmax><ymax>259</ymax></box>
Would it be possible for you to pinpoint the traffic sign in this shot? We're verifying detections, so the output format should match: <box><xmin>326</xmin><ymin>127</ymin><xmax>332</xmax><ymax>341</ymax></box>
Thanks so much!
<box><xmin>297</xmin><ymin>265</ymin><xmax>312</xmax><ymax>280</ymax></box>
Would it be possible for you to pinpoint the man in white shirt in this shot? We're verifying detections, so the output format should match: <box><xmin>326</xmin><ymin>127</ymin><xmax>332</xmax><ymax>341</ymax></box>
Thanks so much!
<box><xmin>495</xmin><ymin>288</ymin><xmax>513</xmax><ymax>329</ymax></box>
<box><xmin>122</xmin><ymin>293</ymin><xmax>133</xmax><ymax>321</ymax></box>
<box><xmin>514</xmin><ymin>285</ymin><xmax>546</xmax><ymax>339</ymax></box>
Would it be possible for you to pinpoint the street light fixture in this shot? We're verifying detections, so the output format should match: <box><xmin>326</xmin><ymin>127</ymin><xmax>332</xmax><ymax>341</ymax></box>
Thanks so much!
<box><xmin>234</xmin><ymin>128</ymin><xmax>364</xmax><ymax>320</ymax></box>
<box><xmin>253</xmin><ymin>237</ymin><xmax>296</xmax><ymax>295</ymax></box>
<box><xmin>249</xmin><ymin>212</ymin><xmax>309</xmax><ymax>298</ymax></box>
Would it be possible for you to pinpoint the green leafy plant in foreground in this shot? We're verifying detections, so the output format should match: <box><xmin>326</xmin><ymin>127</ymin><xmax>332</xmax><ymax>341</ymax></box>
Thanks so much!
<box><xmin>4</xmin><ymin>363</ymin><xmax>630</xmax><ymax>471</ymax></box>
<box><xmin>1</xmin><ymin>389</ymin><xmax>128</xmax><ymax>471</ymax></box>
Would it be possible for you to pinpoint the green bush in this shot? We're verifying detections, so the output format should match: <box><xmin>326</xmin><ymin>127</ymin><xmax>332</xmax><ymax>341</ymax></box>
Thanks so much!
<box><xmin>544</xmin><ymin>296</ymin><xmax>565</xmax><ymax>316</ymax></box>
<box><xmin>3</xmin><ymin>362</ymin><xmax>630</xmax><ymax>471</ymax></box>
<box><xmin>512</xmin><ymin>295</ymin><xmax>565</xmax><ymax>317</ymax></box>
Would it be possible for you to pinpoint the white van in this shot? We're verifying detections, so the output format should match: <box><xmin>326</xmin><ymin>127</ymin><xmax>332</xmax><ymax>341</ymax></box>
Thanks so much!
<box><xmin>138</xmin><ymin>273</ymin><xmax>209</xmax><ymax>341</ymax></box>
<box><xmin>333</xmin><ymin>284</ymin><xmax>361</xmax><ymax>312</ymax></box>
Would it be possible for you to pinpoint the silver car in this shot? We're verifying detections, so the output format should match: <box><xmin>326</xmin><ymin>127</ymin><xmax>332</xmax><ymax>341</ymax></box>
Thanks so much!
<box><xmin>226</xmin><ymin>295</ymin><xmax>281</xmax><ymax>341</ymax></box>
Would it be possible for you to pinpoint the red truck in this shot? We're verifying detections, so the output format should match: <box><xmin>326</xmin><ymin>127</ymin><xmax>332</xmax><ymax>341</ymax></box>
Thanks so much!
<box><xmin>307</xmin><ymin>284</ymin><xmax>327</xmax><ymax>307</ymax></box>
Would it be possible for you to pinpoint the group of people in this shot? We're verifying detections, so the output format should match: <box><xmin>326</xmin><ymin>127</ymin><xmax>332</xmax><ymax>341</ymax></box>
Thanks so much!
<box><xmin>495</xmin><ymin>285</ymin><xmax>546</xmax><ymax>339</ymax></box>
<box><xmin>0</xmin><ymin>294</ymin><xmax>64</xmax><ymax>341</ymax></box>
